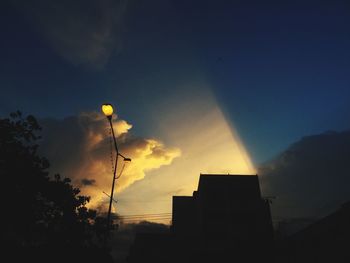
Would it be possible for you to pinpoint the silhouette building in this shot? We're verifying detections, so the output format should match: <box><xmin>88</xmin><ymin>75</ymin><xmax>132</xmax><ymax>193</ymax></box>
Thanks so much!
<box><xmin>172</xmin><ymin>174</ymin><xmax>274</xmax><ymax>262</ymax></box>
<box><xmin>128</xmin><ymin>174</ymin><xmax>274</xmax><ymax>263</ymax></box>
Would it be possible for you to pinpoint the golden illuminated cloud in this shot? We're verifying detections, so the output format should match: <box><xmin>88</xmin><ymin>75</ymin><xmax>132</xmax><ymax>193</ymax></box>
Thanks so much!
<box><xmin>40</xmin><ymin>112</ymin><xmax>181</xmax><ymax>211</ymax></box>
<box><xmin>40</xmin><ymin>88</ymin><xmax>256</xmax><ymax>218</ymax></box>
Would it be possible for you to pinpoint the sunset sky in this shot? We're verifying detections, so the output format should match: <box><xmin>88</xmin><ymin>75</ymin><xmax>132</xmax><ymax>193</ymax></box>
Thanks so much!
<box><xmin>1</xmin><ymin>0</ymin><xmax>350</xmax><ymax>222</ymax></box>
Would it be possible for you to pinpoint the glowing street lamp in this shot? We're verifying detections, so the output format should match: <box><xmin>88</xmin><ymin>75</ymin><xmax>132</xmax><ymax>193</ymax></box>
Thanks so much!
<box><xmin>101</xmin><ymin>103</ymin><xmax>131</xmax><ymax>239</ymax></box>
<box><xmin>102</xmin><ymin>103</ymin><xmax>114</xmax><ymax>119</ymax></box>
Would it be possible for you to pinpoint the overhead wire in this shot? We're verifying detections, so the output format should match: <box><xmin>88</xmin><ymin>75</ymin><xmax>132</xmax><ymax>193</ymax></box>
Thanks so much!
<box><xmin>117</xmin><ymin>212</ymin><xmax>173</xmax><ymax>223</ymax></box>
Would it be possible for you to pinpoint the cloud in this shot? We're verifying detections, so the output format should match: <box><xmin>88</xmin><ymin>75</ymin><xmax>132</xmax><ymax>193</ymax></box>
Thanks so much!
<box><xmin>11</xmin><ymin>0</ymin><xmax>128</xmax><ymax>68</ymax></box>
<box><xmin>81</xmin><ymin>178</ymin><xmax>96</xmax><ymax>186</ymax></box>
<box><xmin>259</xmin><ymin>130</ymin><xmax>350</xmax><ymax>219</ymax></box>
<box><xmin>38</xmin><ymin>112</ymin><xmax>180</xmax><ymax>210</ymax></box>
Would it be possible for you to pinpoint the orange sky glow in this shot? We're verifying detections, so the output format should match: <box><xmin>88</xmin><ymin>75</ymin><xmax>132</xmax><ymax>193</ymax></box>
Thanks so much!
<box><xmin>63</xmin><ymin>86</ymin><xmax>256</xmax><ymax>224</ymax></box>
<box><xmin>111</xmin><ymin>88</ymin><xmax>256</xmax><ymax>224</ymax></box>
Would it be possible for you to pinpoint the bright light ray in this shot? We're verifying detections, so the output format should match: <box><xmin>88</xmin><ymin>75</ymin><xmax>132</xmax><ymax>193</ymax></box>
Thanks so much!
<box><xmin>116</xmin><ymin>87</ymin><xmax>256</xmax><ymax>220</ymax></box>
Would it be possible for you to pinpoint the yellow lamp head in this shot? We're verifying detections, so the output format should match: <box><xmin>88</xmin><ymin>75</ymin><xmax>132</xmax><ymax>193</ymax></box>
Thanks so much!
<box><xmin>102</xmin><ymin>103</ymin><xmax>114</xmax><ymax>118</ymax></box>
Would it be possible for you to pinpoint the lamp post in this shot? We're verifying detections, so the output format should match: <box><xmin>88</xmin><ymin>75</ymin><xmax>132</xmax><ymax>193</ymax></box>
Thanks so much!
<box><xmin>101</xmin><ymin>103</ymin><xmax>131</xmax><ymax>239</ymax></box>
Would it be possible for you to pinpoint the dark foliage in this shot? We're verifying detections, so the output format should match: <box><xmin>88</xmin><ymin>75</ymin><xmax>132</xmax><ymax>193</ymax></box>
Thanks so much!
<box><xmin>0</xmin><ymin>111</ymin><xmax>113</xmax><ymax>262</ymax></box>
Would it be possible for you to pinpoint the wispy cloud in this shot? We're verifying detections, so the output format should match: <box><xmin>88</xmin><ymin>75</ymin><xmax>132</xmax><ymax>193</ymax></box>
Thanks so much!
<box><xmin>12</xmin><ymin>0</ymin><xmax>128</xmax><ymax>68</ymax></box>
<box><xmin>81</xmin><ymin>178</ymin><xmax>96</xmax><ymax>186</ymax></box>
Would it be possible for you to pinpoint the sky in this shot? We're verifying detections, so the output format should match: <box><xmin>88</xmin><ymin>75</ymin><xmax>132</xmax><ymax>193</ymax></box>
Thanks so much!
<box><xmin>1</xmin><ymin>0</ymin><xmax>350</xmax><ymax>222</ymax></box>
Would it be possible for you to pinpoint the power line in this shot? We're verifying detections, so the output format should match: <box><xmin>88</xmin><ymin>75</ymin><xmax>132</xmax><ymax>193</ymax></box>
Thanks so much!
<box><xmin>116</xmin><ymin>199</ymin><xmax>169</xmax><ymax>203</ymax></box>
<box><xmin>121</xmin><ymin>217</ymin><xmax>172</xmax><ymax>220</ymax></box>
<box><xmin>118</xmin><ymin>212</ymin><xmax>173</xmax><ymax>222</ymax></box>
<box><xmin>119</xmin><ymin>212</ymin><xmax>172</xmax><ymax>218</ymax></box>
<box><xmin>121</xmin><ymin>217</ymin><xmax>172</xmax><ymax>223</ymax></box>
<box><xmin>120</xmin><ymin>214</ymin><xmax>172</xmax><ymax>217</ymax></box>
<box><xmin>120</xmin><ymin>216</ymin><xmax>172</xmax><ymax>221</ymax></box>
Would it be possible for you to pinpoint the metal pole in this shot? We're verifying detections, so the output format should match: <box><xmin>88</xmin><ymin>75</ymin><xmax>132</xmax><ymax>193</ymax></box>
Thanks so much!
<box><xmin>108</xmin><ymin>116</ymin><xmax>119</xmax><ymax>154</ymax></box>
<box><xmin>106</xmin><ymin>116</ymin><xmax>119</xmax><ymax>239</ymax></box>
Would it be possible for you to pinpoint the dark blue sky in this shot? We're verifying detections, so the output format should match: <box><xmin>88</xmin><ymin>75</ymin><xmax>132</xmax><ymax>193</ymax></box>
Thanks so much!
<box><xmin>1</xmin><ymin>0</ymin><xmax>350</xmax><ymax>164</ymax></box>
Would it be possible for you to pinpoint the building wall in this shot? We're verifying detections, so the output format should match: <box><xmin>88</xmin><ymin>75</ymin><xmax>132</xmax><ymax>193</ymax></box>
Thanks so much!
<box><xmin>172</xmin><ymin>174</ymin><xmax>274</xmax><ymax>262</ymax></box>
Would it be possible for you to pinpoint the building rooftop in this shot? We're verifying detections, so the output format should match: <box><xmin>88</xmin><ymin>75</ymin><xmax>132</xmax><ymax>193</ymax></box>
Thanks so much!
<box><xmin>197</xmin><ymin>174</ymin><xmax>261</xmax><ymax>200</ymax></box>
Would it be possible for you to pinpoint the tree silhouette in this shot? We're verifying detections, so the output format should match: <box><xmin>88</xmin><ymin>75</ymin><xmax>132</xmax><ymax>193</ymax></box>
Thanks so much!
<box><xmin>0</xmin><ymin>111</ymin><xmax>112</xmax><ymax>262</ymax></box>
